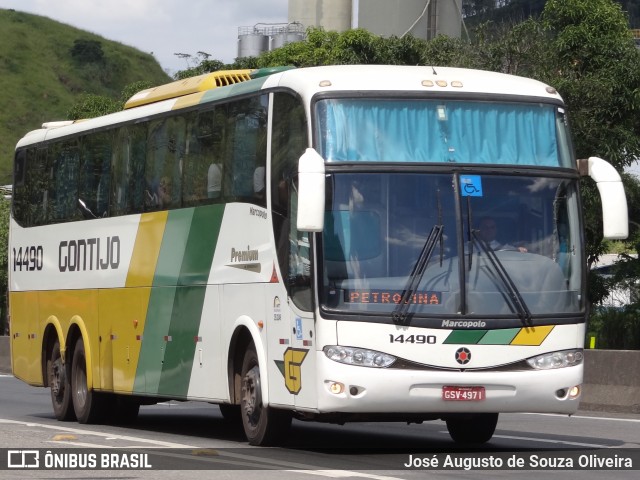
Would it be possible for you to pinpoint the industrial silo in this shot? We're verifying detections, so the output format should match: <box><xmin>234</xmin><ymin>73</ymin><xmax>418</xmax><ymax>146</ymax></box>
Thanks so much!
<box><xmin>271</xmin><ymin>22</ymin><xmax>306</xmax><ymax>50</ymax></box>
<box><xmin>288</xmin><ymin>0</ymin><xmax>352</xmax><ymax>32</ymax></box>
<box><xmin>237</xmin><ymin>27</ymin><xmax>270</xmax><ymax>58</ymax></box>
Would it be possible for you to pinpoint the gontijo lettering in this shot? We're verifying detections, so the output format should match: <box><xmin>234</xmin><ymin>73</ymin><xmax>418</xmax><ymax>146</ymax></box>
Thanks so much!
<box><xmin>58</xmin><ymin>236</ymin><xmax>120</xmax><ymax>272</ymax></box>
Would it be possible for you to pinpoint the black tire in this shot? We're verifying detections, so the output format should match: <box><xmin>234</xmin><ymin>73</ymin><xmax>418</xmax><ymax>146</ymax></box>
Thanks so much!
<box><xmin>71</xmin><ymin>338</ymin><xmax>107</xmax><ymax>424</ymax></box>
<box><xmin>240</xmin><ymin>343</ymin><xmax>291</xmax><ymax>446</ymax></box>
<box><xmin>111</xmin><ymin>395</ymin><xmax>140</xmax><ymax>425</ymax></box>
<box><xmin>219</xmin><ymin>403</ymin><xmax>241</xmax><ymax>423</ymax></box>
<box><xmin>47</xmin><ymin>339</ymin><xmax>75</xmax><ymax>421</ymax></box>
<box><xmin>446</xmin><ymin>413</ymin><xmax>499</xmax><ymax>444</ymax></box>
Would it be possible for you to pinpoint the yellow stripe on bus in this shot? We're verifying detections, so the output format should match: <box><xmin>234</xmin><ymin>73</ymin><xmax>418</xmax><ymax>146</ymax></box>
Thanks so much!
<box><xmin>172</xmin><ymin>92</ymin><xmax>207</xmax><ymax>110</ymax></box>
<box><xmin>126</xmin><ymin>211</ymin><xmax>168</xmax><ymax>287</ymax></box>
<box><xmin>510</xmin><ymin>325</ymin><xmax>555</xmax><ymax>346</ymax></box>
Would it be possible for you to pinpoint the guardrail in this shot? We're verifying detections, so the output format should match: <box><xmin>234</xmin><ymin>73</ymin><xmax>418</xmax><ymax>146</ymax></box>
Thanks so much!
<box><xmin>0</xmin><ymin>336</ymin><xmax>637</xmax><ymax>413</ymax></box>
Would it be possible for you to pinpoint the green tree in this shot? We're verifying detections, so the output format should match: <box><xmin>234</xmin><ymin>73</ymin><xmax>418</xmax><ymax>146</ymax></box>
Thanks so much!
<box><xmin>539</xmin><ymin>0</ymin><xmax>640</xmax><ymax>279</ymax></box>
<box><xmin>542</xmin><ymin>0</ymin><xmax>640</xmax><ymax>171</ymax></box>
<box><xmin>67</xmin><ymin>80</ymin><xmax>152</xmax><ymax>119</ymax></box>
<box><xmin>70</xmin><ymin>39</ymin><xmax>105</xmax><ymax>65</ymax></box>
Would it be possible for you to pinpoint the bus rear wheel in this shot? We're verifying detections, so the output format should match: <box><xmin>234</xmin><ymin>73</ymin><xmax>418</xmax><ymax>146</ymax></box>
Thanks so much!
<box><xmin>71</xmin><ymin>338</ymin><xmax>107</xmax><ymax>424</ymax></box>
<box><xmin>445</xmin><ymin>413</ymin><xmax>499</xmax><ymax>444</ymax></box>
<box><xmin>48</xmin><ymin>339</ymin><xmax>75</xmax><ymax>421</ymax></box>
<box><xmin>240</xmin><ymin>343</ymin><xmax>291</xmax><ymax>446</ymax></box>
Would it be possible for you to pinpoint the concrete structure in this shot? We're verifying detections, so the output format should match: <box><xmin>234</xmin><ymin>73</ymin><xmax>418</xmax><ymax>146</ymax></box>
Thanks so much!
<box><xmin>288</xmin><ymin>0</ymin><xmax>353</xmax><ymax>32</ymax></box>
<box><xmin>286</xmin><ymin>0</ymin><xmax>462</xmax><ymax>39</ymax></box>
<box><xmin>358</xmin><ymin>0</ymin><xmax>462</xmax><ymax>40</ymax></box>
<box><xmin>0</xmin><ymin>336</ymin><xmax>637</xmax><ymax>413</ymax></box>
<box><xmin>238</xmin><ymin>1</ymin><xmax>465</xmax><ymax>58</ymax></box>
<box><xmin>582</xmin><ymin>349</ymin><xmax>640</xmax><ymax>414</ymax></box>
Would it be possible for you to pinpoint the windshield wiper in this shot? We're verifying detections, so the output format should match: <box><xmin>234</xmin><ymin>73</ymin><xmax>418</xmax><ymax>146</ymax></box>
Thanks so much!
<box><xmin>471</xmin><ymin>231</ymin><xmax>532</xmax><ymax>326</ymax></box>
<box><xmin>392</xmin><ymin>224</ymin><xmax>443</xmax><ymax>325</ymax></box>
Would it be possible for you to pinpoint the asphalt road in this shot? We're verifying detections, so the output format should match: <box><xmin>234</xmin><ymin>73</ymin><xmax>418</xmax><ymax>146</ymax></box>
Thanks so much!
<box><xmin>0</xmin><ymin>374</ymin><xmax>638</xmax><ymax>480</ymax></box>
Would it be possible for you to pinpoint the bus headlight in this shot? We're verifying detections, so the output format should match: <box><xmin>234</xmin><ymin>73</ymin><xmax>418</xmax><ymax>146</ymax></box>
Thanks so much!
<box><xmin>526</xmin><ymin>349</ymin><xmax>584</xmax><ymax>370</ymax></box>
<box><xmin>324</xmin><ymin>346</ymin><xmax>396</xmax><ymax>368</ymax></box>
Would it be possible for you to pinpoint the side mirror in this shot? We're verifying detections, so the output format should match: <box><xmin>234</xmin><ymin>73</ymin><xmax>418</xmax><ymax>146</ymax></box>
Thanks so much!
<box><xmin>297</xmin><ymin>148</ymin><xmax>325</xmax><ymax>232</ymax></box>
<box><xmin>578</xmin><ymin>157</ymin><xmax>628</xmax><ymax>239</ymax></box>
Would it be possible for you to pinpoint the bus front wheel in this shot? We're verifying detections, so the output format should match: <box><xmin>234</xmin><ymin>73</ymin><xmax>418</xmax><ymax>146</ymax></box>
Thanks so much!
<box><xmin>240</xmin><ymin>343</ymin><xmax>291</xmax><ymax>446</ymax></box>
<box><xmin>48</xmin><ymin>339</ymin><xmax>75</xmax><ymax>421</ymax></box>
<box><xmin>71</xmin><ymin>338</ymin><xmax>107</xmax><ymax>424</ymax></box>
<box><xmin>445</xmin><ymin>413</ymin><xmax>499</xmax><ymax>444</ymax></box>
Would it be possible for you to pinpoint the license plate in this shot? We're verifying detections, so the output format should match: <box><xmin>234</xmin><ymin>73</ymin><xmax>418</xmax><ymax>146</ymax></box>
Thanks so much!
<box><xmin>442</xmin><ymin>386</ymin><xmax>486</xmax><ymax>401</ymax></box>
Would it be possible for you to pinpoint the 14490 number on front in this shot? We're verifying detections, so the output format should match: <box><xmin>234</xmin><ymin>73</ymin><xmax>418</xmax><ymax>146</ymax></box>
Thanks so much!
<box><xmin>389</xmin><ymin>334</ymin><xmax>436</xmax><ymax>344</ymax></box>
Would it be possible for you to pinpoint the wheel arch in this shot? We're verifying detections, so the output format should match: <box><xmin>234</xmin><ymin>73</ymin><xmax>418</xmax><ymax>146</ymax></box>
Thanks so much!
<box><xmin>41</xmin><ymin>316</ymin><xmax>64</xmax><ymax>387</ymax></box>
<box><xmin>66</xmin><ymin>315</ymin><xmax>94</xmax><ymax>390</ymax></box>
<box><xmin>227</xmin><ymin>316</ymin><xmax>268</xmax><ymax>406</ymax></box>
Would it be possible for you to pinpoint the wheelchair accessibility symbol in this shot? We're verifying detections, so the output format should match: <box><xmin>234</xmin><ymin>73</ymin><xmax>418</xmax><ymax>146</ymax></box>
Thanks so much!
<box><xmin>460</xmin><ymin>175</ymin><xmax>483</xmax><ymax>197</ymax></box>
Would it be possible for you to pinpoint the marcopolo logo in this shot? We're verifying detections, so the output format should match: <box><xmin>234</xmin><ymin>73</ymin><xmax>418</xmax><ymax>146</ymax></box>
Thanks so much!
<box><xmin>441</xmin><ymin>320</ymin><xmax>487</xmax><ymax>328</ymax></box>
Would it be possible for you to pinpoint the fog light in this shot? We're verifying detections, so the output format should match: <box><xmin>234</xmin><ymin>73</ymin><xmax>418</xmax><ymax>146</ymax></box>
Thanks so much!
<box><xmin>329</xmin><ymin>382</ymin><xmax>344</xmax><ymax>394</ymax></box>
<box><xmin>569</xmin><ymin>385</ymin><xmax>581</xmax><ymax>399</ymax></box>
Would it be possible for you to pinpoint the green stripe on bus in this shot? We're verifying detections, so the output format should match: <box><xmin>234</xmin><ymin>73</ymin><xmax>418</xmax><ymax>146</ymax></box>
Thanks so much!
<box><xmin>477</xmin><ymin>328</ymin><xmax>521</xmax><ymax>345</ymax></box>
<box><xmin>157</xmin><ymin>205</ymin><xmax>224</xmax><ymax>396</ymax></box>
<box><xmin>178</xmin><ymin>205</ymin><xmax>224</xmax><ymax>285</ymax></box>
<box><xmin>133</xmin><ymin>285</ymin><xmax>177</xmax><ymax>393</ymax></box>
<box><xmin>443</xmin><ymin>330</ymin><xmax>488</xmax><ymax>344</ymax></box>
<box><xmin>153</xmin><ymin>209</ymin><xmax>194</xmax><ymax>286</ymax></box>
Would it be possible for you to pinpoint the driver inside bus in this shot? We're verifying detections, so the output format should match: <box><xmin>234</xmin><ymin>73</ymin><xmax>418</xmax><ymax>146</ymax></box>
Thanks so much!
<box><xmin>477</xmin><ymin>216</ymin><xmax>527</xmax><ymax>252</ymax></box>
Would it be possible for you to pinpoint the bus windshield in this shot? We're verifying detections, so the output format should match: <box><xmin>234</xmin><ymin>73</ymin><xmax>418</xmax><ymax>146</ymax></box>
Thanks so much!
<box><xmin>316</xmin><ymin>98</ymin><xmax>573</xmax><ymax>168</ymax></box>
<box><xmin>320</xmin><ymin>172</ymin><xmax>583</xmax><ymax>320</ymax></box>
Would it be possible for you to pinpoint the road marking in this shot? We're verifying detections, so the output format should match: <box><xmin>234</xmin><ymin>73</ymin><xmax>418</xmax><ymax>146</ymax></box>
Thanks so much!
<box><xmin>0</xmin><ymin>418</ymin><xmax>198</xmax><ymax>448</ymax></box>
<box><xmin>492</xmin><ymin>434</ymin><xmax>608</xmax><ymax>448</ymax></box>
<box><xmin>523</xmin><ymin>412</ymin><xmax>640</xmax><ymax>423</ymax></box>
<box><xmin>438</xmin><ymin>429</ymin><xmax>608</xmax><ymax>448</ymax></box>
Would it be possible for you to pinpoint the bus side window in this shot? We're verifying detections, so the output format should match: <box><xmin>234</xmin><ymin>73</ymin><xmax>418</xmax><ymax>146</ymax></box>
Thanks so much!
<box><xmin>111</xmin><ymin>124</ymin><xmax>148</xmax><ymax>216</ymax></box>
<box><xmin>224</xmin><ymin>95</ymin><xmax>267</xmax><ymax>206</ymax></box>
<box><xmin>146</xmin><ymin>116</ymin><xmax>185</xmax><ymax>210</ymax></box>
<box><xmin>182</xmin><ymin>108</ymin><xmax>226</xmax><ymax>206</ymax></box>
<box><xmin>183</xmin><ymin>110</ymin><xmax>211</xmax><ymax>206</ymax></box>
<box><xmin>12</xmin><ymin>148</ymin><xmax>47</xmax><ymax>227</ymax></box>
<box><xmin>48</xmin><ymin>140</ymin><xmax>81</xmax><ymax>223</ymax></box>
<box><xmin>79</xmin><ymin>132</ymin><xmax>112</xmax><ymax>218</ymax></box>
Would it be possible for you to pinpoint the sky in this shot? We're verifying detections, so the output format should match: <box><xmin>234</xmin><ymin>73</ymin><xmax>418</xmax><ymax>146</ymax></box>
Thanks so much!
<box><xmin>0</xmin><ymin>0</ymin><xmax>289</xmax><ymax>75</ymax></box>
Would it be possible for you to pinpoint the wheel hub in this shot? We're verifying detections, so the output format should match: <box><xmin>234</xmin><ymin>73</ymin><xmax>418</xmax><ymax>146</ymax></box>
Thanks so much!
<box><xmin>241</xmin><ymin>365</ymin><xmax>262</xmax><ymax>426</ymax></box>
<box><xmin>51</xmin><ymin>359</ymin><xmax>64</xmax><ymax>396</ymax></box>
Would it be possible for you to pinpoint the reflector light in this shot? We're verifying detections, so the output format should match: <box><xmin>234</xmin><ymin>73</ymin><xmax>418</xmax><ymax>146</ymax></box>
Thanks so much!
<box><xmin>329</xmin><ymin>382</ymin><xmax>344</xmax><ymax>394</ymax></box>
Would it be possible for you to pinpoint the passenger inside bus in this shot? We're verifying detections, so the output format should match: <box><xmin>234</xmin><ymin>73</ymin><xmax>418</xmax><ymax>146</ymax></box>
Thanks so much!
<box><xmin>208</xmin><ymin>162</ymin><xmax>222</xmax><ymax>199</ymax></box>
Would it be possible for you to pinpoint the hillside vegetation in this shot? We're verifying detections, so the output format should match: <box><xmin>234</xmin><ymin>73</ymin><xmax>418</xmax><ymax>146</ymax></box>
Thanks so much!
<box><xmin>0</xmin><ymin>9</ymin><xmax>171</xmax><ymax>180</ymax></box>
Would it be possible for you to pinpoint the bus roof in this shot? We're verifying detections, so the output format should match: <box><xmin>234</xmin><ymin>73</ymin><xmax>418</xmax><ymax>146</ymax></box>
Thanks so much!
<box><xmin>16</xmin><ymin>65</ymin><xmax>563</xmax><ymax>149</ymax></box>
<box><xmin>263</xmin><ymin>65</ymin><xmax>563</xmax><ymax>103</ymax></box>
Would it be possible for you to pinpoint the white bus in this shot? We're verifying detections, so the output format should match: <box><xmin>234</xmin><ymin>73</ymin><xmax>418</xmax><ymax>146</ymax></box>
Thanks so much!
<box><xmin>9</xmin><ymin>65</ymin><xmax>628</xmax><ymax>445</ymax></box>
